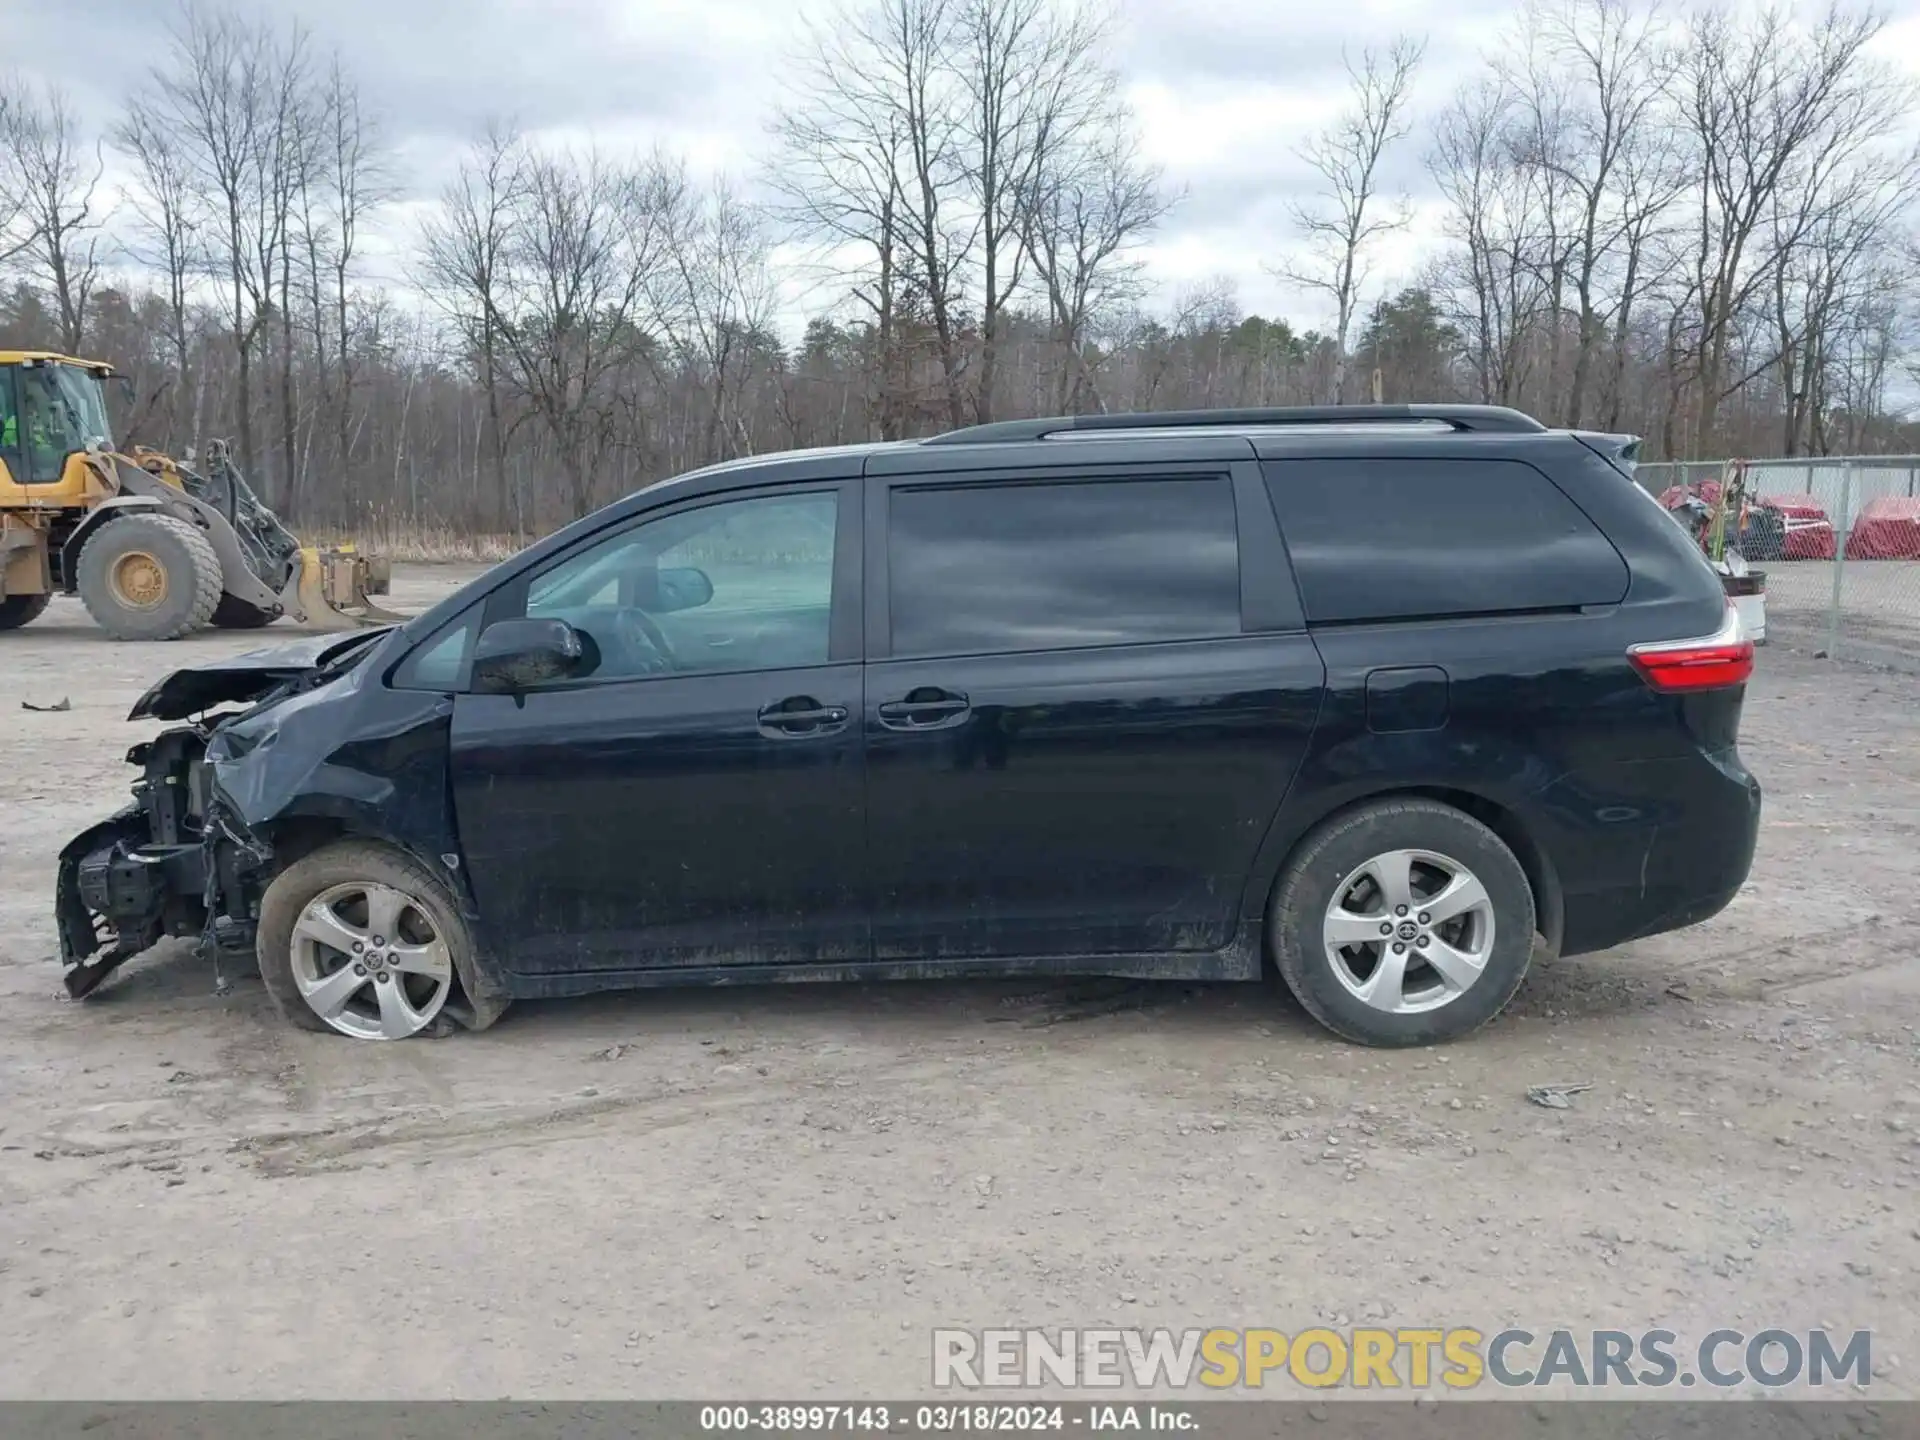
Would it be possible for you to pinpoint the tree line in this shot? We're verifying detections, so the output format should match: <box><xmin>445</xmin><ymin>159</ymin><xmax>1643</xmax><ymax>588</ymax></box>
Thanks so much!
<box><xmin>2</xmin><ymin>0</ymin><xmax>1917</xmax><ymax>542</ymax></box>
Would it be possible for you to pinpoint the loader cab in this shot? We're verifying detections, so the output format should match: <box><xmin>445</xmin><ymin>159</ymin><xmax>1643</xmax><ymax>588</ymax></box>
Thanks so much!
<box><xmin>0</xmin><ymin>354</ymin><xmax>118</xmax><ymax>500</ymax></box>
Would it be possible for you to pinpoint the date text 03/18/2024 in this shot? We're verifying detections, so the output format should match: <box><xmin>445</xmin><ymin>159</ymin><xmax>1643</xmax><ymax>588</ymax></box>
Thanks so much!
<box><xmin>697</xmin><ymin>1404</ymin><xmax>1194</xmax><ymax>1433</ymax></box>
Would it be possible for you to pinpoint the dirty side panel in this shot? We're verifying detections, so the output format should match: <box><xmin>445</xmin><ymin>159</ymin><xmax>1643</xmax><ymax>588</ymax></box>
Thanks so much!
<box><xmin>449</xmin><ymin>665</ymin><xmax>869</xmax><ymax>976</ymax></box>
<box><xmin>1247</xmin><ymin>615</ymin><xmax>1756</xmax><ymax>957</ymax></box>
<box><xmin>865</xmin><ymin>635</ymin><xmax>1324</xmax><ymax>962</ymax></box>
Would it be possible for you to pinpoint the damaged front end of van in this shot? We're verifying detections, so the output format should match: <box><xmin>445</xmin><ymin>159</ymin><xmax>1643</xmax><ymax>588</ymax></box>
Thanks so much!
<box><xmin>54</xmin><ymin>629</ymin><xmax>400</xmax><ymax>997</ymax></box>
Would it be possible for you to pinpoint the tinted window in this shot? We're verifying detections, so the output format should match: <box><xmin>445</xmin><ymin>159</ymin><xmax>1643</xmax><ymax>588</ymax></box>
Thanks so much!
<box><xmin>888</xmin><ymin>477</ymin><xmax>1241</xmax><ymax>657</ymax></box>
<box><xmin>521</xmin><ymin>491</ymin><xmax>839</xmax><ymax>682</ymax></box>
<box><xmin>1263</xmin><ymin>458</ymin><xmax>1628</xmax><ymax>623</ymax></box>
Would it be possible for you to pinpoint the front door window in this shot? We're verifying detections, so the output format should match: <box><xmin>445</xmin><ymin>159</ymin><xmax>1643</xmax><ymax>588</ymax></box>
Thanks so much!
<box><xmin>523</xmin><ymin>490</ymin><xmax>840</xmax><ymax>682</ymax></box>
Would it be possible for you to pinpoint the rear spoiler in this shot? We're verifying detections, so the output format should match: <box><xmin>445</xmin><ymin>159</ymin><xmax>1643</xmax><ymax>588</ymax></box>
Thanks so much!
<box><xmin>1572</xmin><ymin>431</ymin><xmax>1642</xmax><ymax>478</ymax></box>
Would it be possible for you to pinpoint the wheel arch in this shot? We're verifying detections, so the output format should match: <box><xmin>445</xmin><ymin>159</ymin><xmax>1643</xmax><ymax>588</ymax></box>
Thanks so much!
<box><xmin>250</xmin><ymin>821</ymin><xmax>511</xmax><ymax>1034</ymax></box>
<box><xmin>1254</xmin><ymin>784</ymin><xmax>1565</xmax><ymax>965</ymax></box>
<box><xmin>59</xmin><ymin>495</ymin><xmax>167</xmax><ymax>587</ymax></box>
<box><xmin>254</xmin><ymin>814</ymin><xmax>361</xmax><ymax>871</ymax></box>
<box><xmin>255</xmin><ymin>813</ymin><xmax>457</xmax><ymax>896</ymax></box>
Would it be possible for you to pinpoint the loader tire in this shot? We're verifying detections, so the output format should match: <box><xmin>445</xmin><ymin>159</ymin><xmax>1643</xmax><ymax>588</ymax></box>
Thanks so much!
<box><xmin>210</xmin><ymin>593</ymin><xmax>278</xmax><ymax>629</ymax></box>
<box><xmin>0</xmin><ymin>592</ymin><xmax>52</xmax><ymax>630</ymax></box>
<box><xmin>76</xmin><ymin>514</ymin><xmax>221</xmax><ymax>641</ymax></box>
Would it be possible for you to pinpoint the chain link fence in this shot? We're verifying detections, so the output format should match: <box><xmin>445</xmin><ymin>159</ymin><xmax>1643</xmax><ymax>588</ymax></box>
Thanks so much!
<box><xmin>1635</xmin><ymin>456</ymin><xmax>1920</xmax><ymax>673</ymax></box>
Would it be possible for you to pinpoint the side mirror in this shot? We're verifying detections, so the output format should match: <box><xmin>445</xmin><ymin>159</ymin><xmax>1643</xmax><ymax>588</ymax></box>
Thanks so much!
<box><xmin>471</xmin><ymin>617</ymin><xmax>594</xmax><ymax>695</ymax></box>
<box><xmin>654</xmin><ymin>565</ymin><xmax>714</xmax><ymax>613</ymax></box>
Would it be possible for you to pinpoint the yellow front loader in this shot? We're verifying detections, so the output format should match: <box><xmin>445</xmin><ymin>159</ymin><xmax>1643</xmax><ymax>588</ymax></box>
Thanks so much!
<box><xmin>0</xmin><ymin>352</ymin><xmax>401</xmax><ymax>640</ymax></box>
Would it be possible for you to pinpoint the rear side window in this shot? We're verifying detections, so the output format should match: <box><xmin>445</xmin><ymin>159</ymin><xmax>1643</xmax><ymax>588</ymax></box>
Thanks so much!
<box><xmin>887</xmin><ymin>476</ymin><xmax>1241</xmax><ymax>657</ymax></box>
<box><xmin>1262</xmin><ymin>458</ymin><xmax>1628</xmax><ymax>624</ymax></box>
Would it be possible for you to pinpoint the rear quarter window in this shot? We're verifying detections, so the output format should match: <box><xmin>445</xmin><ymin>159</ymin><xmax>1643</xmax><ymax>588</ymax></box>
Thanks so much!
<box><xmin>1262</xmin><ymin>457</ymin><xmax>1628</xmax><ymax>624</ymax></box>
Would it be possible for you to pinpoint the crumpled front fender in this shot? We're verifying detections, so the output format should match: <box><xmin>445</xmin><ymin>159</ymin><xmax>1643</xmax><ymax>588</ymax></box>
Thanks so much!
<box><xmin>206</xmin><ymin>677</ymin><xmax>458</xmax><ymax>866</ymax></box>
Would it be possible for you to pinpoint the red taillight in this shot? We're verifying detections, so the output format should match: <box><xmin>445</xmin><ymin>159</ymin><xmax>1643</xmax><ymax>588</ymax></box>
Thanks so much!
<box><xmin>1628</xmin><ymin>602</ymin><xmax>1755</xmax><ymax>693</ymax></box>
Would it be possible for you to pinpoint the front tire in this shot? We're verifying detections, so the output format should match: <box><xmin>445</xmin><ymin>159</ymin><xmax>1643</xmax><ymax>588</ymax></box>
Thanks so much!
<box><xmin>257</xmin><ymin>841</ymin><xmax>507</xmax><ymax>1040</ymax></box>
<box><xmin>76</xmin><ymin>513</ymin><xmax>221</xmax><ymax>640</ymax></box>
<box><xmin>1269</xmin><ymin>798</ymin><xmax>1536</xmax><ymax>1047</ymax></box>
<box><xmin>0</xmin><ymin>591</ymin><xmax>52</xmax><ymax>630</ymax></box>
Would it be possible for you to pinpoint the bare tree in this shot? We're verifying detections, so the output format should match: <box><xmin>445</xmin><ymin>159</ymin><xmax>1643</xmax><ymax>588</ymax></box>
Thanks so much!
<box><xmin>1496</xmin><ymin>24</ymin><xmax>1582</xmax><ymax>412</ymax></box>
<box><xmin>143</xmin><ymin>1</ymin><xmax>313</xmax><ymax>492</ymax></box>
<box><xmin>419</xmin><ymin>122</ymin><xmax>526</xmax><ymax>529</ymax></box>
<box><xmin>1598</xmin><ymin>83</ymin><xmax>1682</xmax><ymax>430</ymax></box>
<box><xmin>0</xmin><ymin>75</ymin><xmax>33</xmax><ymax>265</ymax></box>
<box><xmin>487</xmin><ymin>143</ymin><xmax>683</xmax><ymax>518</ymax></box>
<box><xmin>1020</xmin><ymin>121</ymin><xmax>1173</xmax><ymax>412</ymax></box>
<box><xmin>1668</xmin><ymin>1</ymin><xmax>1893</xmax><ymax>454</ymax></box>
<box><xmin>766</xmin><ymin>4</ymin><xmax>915</xmax><ymax>438</ymax></box>
<box><xmin>298</xmin><ymin>58</ymin><xmax>391</xmax><ymax>519</ymax></box>
<box><xmin>769</xmin><ymin>0</ymin><xmax>970</xmax><ymax>430</ymax></box>
<box><xmin>771</xmin><ymin>0</ymin><xmax>1159</xmax><ymax>430</ymax></box>
<box><xmin>9</xmin><ymin>0</ymin><xmax>1920</xmax><ymax>548</ymax></box>
<box><xmin>1503</xmin><ymin>0</ymin><xmax>1679</xmax><ymax>426</ymax></box>
<box><xmin>274</xmin><ymin>61</ymin><xmax>321</xmax><ymax>512</ymax></box>
<box><xmin>1767</xmin><ymin>150</ymin><xmax>1912</xmax><ymax>454</ymax></box>
<box><xmin>1272</xmin><ymin>36</ymin><xmax>1425</xmax><ymax>403</ymax></box>
<box><xmin>0</xmin><ymin>80</ymin><xmax>107</xmax><ymax>353</ymax></box>
<box><xmin>1429</xmin><ymin>77</ymin><xmax>1554</xmax><ymax>407</ymax></box>
<box><xmin>657</xmin><ymin>174</ymin><xmax>778</xmax><ymax>461</ymax></box>
<box><xmin>878</xmin><ymin>0</ymin><xmax>971</xmax><ymax>427</ymax></box>
<box><xmin>114</xmin><ymin>101</ymin><xmax>205</xmax><ymax>447</ymax></box>
<box><xmin>953</xmin><ymin>0</ymin><xmax>1107</xmax><ymax>422</ymax></box>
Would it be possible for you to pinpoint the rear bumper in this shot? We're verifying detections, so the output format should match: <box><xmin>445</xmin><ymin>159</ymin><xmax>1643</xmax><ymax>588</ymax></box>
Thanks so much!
<box><xmin>1558</xmin><ymin>749</ymin><xmax>1762</xmax><ymax>958</ymax></box>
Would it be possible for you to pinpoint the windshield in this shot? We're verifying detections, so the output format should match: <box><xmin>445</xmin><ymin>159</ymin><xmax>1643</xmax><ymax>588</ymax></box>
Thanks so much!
<box><xmin>19</xmin><ymin>363</ymin><xmax>114</xmax><ymax>462</ymax></box>
<box><xmin>47</xmin><ymin>364</ymin><xmax>114</xmax><ymax>448</ymax></box>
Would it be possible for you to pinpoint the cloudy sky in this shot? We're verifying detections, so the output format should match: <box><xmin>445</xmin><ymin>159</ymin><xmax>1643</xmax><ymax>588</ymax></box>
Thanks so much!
<box><xmin>17</xmin><ymin>0</ymin><xmax>1920</xmax><ymax>338</ymax></box>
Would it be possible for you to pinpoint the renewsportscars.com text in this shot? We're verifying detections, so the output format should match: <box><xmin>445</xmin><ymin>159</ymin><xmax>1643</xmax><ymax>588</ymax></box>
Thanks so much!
<box><xmin>931</xmin><ymin>1327</ymin><xmax>1873</xmax><ymax>1392</ymax></box>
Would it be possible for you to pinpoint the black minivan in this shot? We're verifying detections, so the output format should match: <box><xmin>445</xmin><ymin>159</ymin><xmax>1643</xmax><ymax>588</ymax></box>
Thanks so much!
<box><xmin>57</xmin><ymin>405</ymin><xmax>1762</xmax><ymax>1047</ymax></box>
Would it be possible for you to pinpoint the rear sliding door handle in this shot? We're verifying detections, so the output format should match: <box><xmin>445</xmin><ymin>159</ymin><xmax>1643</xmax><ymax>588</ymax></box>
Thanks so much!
<box><xmin>876</xmin><ymin>689</ymin><xmax>971</xmax><ymax>730</ymax></box>
<box><xmin>758</xmin><ymin>698</ymin><xmax>849</xmax><ymax>738</ymax></box>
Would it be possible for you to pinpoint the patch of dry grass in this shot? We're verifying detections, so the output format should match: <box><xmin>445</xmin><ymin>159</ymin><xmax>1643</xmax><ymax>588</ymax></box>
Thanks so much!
<box><xmin>300</xmin><ymin>526</ymin><xmax>528</xmax><ymax>564</ymax></box>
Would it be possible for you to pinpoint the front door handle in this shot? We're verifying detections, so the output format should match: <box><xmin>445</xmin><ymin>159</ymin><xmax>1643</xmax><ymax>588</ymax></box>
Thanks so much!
<box><xmin>877</xmin><ymin>688</ymin><xmax>971</xmax><ymax>731</ymax></box>
<box><xmin>758</xmin><ymin>697</ymin><xmax>849</xmax><ymax>738</ymax></box>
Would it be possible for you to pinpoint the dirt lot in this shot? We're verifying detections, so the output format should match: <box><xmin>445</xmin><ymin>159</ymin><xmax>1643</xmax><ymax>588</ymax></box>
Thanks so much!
<box><xmin>1</xmin><ymin>568</ymin><xmax>1917</xmax><ymax>1401</ymax></box>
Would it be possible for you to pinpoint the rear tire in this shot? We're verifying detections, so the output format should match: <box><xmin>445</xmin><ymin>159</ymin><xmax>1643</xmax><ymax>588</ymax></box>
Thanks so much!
<box><xmin>210</xmin><ymin>593</ymin><xmax>278</xmax><ymax>629</ymax></box>
<box><xmin>1268</xmin><ymin>798</ymin><xmax>1536</xmax><ymax>1047</ymax></box>
<box><xmin>0</xmin><ymin>591</ymin><xmax>51</xmax><ymax>630</ymax></box>
<box><xmin>257</xmin><ymin>840</ymin><xmax>508</xmax><ymax>1040</ymax></box>
<box><xmin>76</xmin><ymin>514</ymin><xmax>221</xmax><ymax>640</ymax></box>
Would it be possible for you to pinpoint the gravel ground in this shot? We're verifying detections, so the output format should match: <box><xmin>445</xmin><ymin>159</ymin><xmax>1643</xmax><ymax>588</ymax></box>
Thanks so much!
<box><xmin>1</xmin><ymin>569</ymin><xmax>1917</xmax><ymax>1401</ymax></box>
<box><xmin>1755</xmin><ymin>559</ymin><xmax>1920</xmax><ymax>673</ymax></box>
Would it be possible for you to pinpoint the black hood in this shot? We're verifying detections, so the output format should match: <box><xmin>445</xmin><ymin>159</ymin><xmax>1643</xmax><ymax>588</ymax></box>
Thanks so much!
<box><xmin>129</xmin><ymin>628</ymin><xmax>393</xmax><ymax>721</ymax></box>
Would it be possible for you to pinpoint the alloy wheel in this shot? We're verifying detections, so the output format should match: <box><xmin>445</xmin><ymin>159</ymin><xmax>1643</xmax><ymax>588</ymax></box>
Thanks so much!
<box><xmin>288</xmin><ymin>880</ymin><xmax>453</xmax><ymax>1040</ymax></box>
<box><xmin>1321</xmin><ymin>848</ymin><xmax>1497</xmax><ymax>1015</ymax></box>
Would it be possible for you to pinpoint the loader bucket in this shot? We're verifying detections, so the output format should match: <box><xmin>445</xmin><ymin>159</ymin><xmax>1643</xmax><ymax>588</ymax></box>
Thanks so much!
<box><xmin>283</xmin><ymin>546</ymin><xmax>408</xmax><ymax>630</ymax></box>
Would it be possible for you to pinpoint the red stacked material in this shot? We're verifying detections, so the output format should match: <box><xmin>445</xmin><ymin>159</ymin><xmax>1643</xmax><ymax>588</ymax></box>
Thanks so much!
<box><xmin>1659</xmin><ymin>481</ymin><xmax>1722</xmax><ymax>510</ymax></box>
<box><xmin>1844</xmin><ymin>496</ymin><xmax>1920</xmax><ymax>560</ymax></box>
<box><xmin>1761</xmin><ymin>494</ymin><xmax>1836</xmax><ymax>561</ymax></box>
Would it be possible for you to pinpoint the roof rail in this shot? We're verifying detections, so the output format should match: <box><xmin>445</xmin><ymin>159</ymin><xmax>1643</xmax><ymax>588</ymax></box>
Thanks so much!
<box><xmin>921</xmin><ymin>404</ymin><xmax>1548</xmax><ymax>445</ymax></box>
